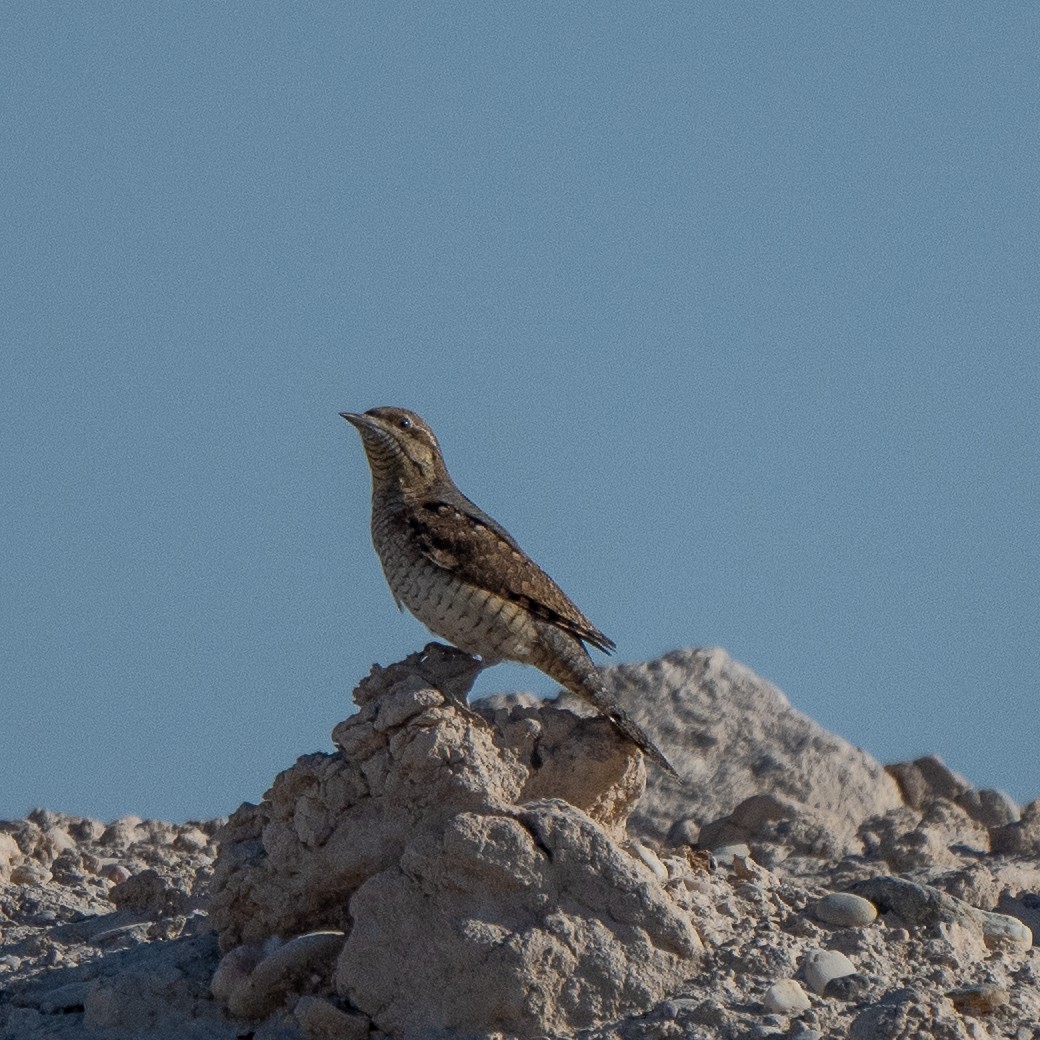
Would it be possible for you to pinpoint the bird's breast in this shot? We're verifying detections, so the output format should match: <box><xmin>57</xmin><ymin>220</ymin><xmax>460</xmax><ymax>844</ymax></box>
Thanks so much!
<box><xmin>370</xmin><ymin>505</ymin><xmax>541</xmax><ymax>662</ymax></box>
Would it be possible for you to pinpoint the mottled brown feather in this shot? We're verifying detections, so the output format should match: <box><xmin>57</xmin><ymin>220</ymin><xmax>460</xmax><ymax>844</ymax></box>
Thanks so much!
<box><xmin>341</xmin><ymin>406</ymin><xmax>677</xmax><ymax>777</ymax></box>
<box><xmin>403</xmin><ymin>495</ymin><xmax>616</xmax><ymax>655</ymax></box>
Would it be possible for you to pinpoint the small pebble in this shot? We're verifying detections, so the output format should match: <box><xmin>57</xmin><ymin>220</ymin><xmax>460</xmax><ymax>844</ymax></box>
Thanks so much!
<box><xmin>629</xmin><ymin>842</ymin><xmax>668</xmax><ymax>881</ymax></box>
<box><xmin>762</xmin><ymin>978</ymin><xmax>811</xmax><ymax>1014</ymax></box>
<box><xmin>946</xmin><ymin>984</ymin><xmax>1009</xmax><ymax>1016</ymax></box>
<box><xmin>101</xmin><ymin>863</ymin><xmax>132</xmax><ymax>884</ymax></box>
<box><xmin>733</xmin><ymin>854</ymin><xmax>774</xmax><ymax>883</ymax></box>
<box><xmin>660</xmin><ymin>997</ymin><xmax>700</xmax><ymax>1016</ymax></box>
<box><xmin>997</xmin><ymin>892</ymin><xmax>1040</xmax><ymax>945</ymax></box>
<box><xmin>979</xmin><ymin>910</ymin><xmax>1032</xmax><ymax>953</ymax></box>
<box><xmin>814</xmin><ymin>892</ymin><xmax>877</xmax><ymax>928</ymax></box>
<box><xmin>802</xmin><ymin>949</ymin><xmax>856</xmax><ymax>995</ymax></box>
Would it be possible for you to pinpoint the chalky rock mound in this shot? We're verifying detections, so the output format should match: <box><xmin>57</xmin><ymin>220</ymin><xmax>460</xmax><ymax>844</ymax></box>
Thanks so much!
<box><xmin>484</xmin><ymin>647</ymin><xmax>905</xmax><ymax>849</ymax></box>
<box><xmin>209</xmin><ymin>644</ymin><xmax>701</xmax><ymax>1039</ymax></box>
<box><xmin>594</xmin><ymin>648</ymin><xmax>905</xmax><ymax>842</ymax></box>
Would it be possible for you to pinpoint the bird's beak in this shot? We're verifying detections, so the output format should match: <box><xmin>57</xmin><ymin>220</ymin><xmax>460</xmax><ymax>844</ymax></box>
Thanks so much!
<box><xmin>341</xmin><ymin>411</ymin><xmax>389</xmax><ymax>442</ymax></box>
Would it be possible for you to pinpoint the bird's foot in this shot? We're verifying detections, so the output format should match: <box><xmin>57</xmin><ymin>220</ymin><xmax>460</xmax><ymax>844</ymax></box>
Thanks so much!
<box><xmin>414</xmin><ymin>642</ymin><xmax>489</xmax><ymax>726</ymax></box>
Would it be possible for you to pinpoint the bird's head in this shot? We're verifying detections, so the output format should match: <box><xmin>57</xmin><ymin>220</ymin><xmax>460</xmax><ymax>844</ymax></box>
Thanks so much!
<box><xmin>340</xmin><ymin>407</ymin><xmax>449</xmax><ymax>494</ymax></box>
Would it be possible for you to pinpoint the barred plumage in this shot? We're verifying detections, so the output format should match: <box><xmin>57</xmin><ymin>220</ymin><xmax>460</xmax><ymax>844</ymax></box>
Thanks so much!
<box><xmin>341</xmin><ymin>407</ymin><xmax>676</xmax><ymax>777</ymax></box>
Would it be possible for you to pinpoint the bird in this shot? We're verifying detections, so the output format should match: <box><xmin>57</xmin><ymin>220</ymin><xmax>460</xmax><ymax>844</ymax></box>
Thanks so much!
<box><xmin>340</xmin><ymin>406</ymin><xmax>677</xmax><ymax>776</ymax></box>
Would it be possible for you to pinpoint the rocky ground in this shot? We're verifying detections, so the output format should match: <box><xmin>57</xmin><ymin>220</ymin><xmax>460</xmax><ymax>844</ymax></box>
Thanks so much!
<box><xmin>1</xmin><ymin>646</ymin><xmax>1038</xmax><ymax>1039</ymax></box>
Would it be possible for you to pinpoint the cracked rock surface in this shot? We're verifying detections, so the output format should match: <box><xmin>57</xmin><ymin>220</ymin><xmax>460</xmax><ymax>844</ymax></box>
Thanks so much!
<box><xmin>209</xmin><ymin>644</ymin><xmax>697</xmax><ymax>1039</ymax></box>
<box><xmin>2</xmin><ymin>646</ymin><xmax>1038</xmax><ymax>1039</ymax></box>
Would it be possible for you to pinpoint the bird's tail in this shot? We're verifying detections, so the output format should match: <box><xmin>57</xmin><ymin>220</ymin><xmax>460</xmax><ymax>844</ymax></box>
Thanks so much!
<box><xmin>599</xmin><ymin>704</ymin><xmax>679</xmax><ymax>779</ymax></box>
<box><xmin>535</xmin><ymin>626</ymin><xmax>679</xmax><ymax>778</ymax></box>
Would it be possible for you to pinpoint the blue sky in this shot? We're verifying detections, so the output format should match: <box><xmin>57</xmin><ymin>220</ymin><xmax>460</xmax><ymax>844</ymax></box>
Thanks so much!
<box><xmin>2</xmin><ymin>5</ymin><xmax>1037</xmax><ymax>822</ymax></box>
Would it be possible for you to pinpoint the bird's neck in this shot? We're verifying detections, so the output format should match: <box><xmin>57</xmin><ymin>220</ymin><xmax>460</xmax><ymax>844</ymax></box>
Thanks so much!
<box><xmin>370</xmin><ymin>470</ymin><xmax>447</xmax><ymax>510</ymax></box>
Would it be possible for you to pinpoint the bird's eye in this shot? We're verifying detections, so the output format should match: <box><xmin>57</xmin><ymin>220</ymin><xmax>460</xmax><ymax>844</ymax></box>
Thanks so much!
<box><xmin>399</xmin><ymin>417</ymin><xmax>412</xmax><ymax>430</ymax></box>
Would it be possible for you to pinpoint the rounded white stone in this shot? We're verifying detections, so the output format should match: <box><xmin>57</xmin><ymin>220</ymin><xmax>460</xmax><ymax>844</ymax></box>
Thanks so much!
<box><xmin>802</xmin><ymin>948</ymin><xmax>856</xmax><ymax>995</ymax></box>
<box><xmin>762</xmin><ymin>978</ymin><xmax>811</xmax><ymax>1014</ymax></box>
<box><xmin>980</xmin><ymin>910</ymin><xmax>1032</xmax><ymax>952</ymax></box>
<box><xmin>814</xmin><ymin>892</ymin><xmax>877</xmax><ymax>927</ymax></box>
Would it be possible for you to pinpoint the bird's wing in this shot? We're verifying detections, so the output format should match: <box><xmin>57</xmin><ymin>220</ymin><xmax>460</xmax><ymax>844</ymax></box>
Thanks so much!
<box><xmin>405</xmin><ymin>491</ymin><xmax>616</xmax><ymax>654</ymax></box>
